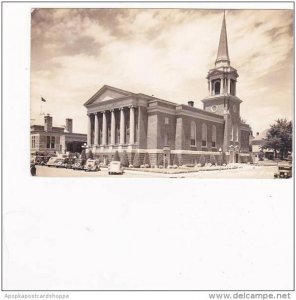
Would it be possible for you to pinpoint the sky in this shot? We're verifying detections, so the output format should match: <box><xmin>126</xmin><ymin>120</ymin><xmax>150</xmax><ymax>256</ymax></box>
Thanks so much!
<box><xmin>31</xmin><ymin>8</ymin><xmax>293</xmax><ymax>134</ymax></box>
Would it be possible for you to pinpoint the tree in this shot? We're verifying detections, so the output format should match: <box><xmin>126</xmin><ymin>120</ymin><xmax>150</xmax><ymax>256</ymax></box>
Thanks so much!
<box><xmin>133</xmin><ymin>152</ymin><xmax>141</xmax><ymax>168</ymax></box>
<box><xmin>120</xmin><ymin>150</ymin><xmax>129</xmax><ymax>167</ymax></box>
<box><xmin>143</xmin><ymin>152</ymin><xmax>150</xmax><ymax>167</ymax></box>
<box><xmin>87</xmin><ymin>149</ymin><xmax>94</xmax><ymax>159</ymax></box>
<box><xmin>262</xmin><ymin>118</ymin><xmax>292</xmax><ymax>159</ymax></box>
<box><xmin>81</xmin><ymin>150</ymin><xmax>86</xmax><ymax>160</ymax></box>
<box><xmin>114</xmin><ymin>150</ymin><xmax>120</xmax><ymax>161</ymax></box>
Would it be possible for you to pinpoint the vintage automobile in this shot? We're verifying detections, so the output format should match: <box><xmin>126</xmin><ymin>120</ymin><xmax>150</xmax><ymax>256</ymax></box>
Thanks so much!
<box><xmin>63</xmin><ymin>158</ymin><xmax>76</xmax><ymax>169</ymax></box>
<box><xmin>46</xmin><ymin>157</ymin><xmax>59</xmax><ymax>167</ymax></box>
<box><xmin>108</xmin><ymin>161</ymin><xmax>124</xmax><ymax>175</ymax></box>
<box><xmin>54</xmin><ymin>158</ymin><xmax>66</xmax><ymax>168</ymax></box>
<box><xmin>72</xmin><ymin>158</ymin><xmax>86</xmax><ymax>170</ymax></box>
<box><xmin>84</xmin><ymin>159</ymin><xmax>100</xmax><ymax>172</ymax></box>
<box><xmin>274</xmin><ymin>163</ymin><xmax>292</xmax><ymax>179</ymax></box>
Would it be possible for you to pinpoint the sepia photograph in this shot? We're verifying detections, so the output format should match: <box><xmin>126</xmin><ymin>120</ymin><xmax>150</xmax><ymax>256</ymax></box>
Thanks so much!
<box><xmin>2</xmin><ymin>1</ymin><xmax>294</xmax><ymax>295</ymax></box>
<box><xmin>30</xmin><ymin>7</ymin><xmax>293</xmax><ymax>178</ymax></box>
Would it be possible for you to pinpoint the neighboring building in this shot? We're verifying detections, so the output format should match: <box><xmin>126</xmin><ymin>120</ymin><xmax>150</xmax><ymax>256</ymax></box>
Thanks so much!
<box><xmin>30</xmin><ymin>115</ymin><xmax>87</xmax><ymax>154</ymax></box>
<box><xmin>252</xmin><ymin>130</ymin><xmax>275</xmax><ymax>160</ymax></box>
<box><xmin>84</xmin><ymin>13</ymin><xmax>252</xmax><ymax>166</ymax></box>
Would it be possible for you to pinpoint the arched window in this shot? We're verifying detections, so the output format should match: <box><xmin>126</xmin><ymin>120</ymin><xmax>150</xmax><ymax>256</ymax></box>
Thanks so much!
<box><xmin>212</xmin><ymin>125</ymin><xmax>217</xmax><ymax>148</ymax></box>
<box><xmin>214</xmin><ymin>80</ymin><xmax>221</xmax><ymax>95</ymax></box>
<box><xmin>230</xmin><ymin>79</ymin><xmax>236</xmax><ymax>96</ymax></box>
<box><xmin>190</xmin><ymin>121</ymin><xmax>196</xmax><ymax>146</ymax></box>
<box><xmin>202</xmin><ymin>123</ymin><xmax>207</xmax><ymax>147</ymax></box>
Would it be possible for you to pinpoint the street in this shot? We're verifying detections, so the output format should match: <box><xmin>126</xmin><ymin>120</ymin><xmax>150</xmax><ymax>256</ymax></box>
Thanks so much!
<box><xmin>35</xmin><ymin>164</ymin><xmax>280</xmax><ymax>179</ymax></box>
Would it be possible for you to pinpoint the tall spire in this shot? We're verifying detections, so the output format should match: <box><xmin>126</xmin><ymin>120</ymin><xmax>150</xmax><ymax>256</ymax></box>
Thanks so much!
<box><xmin>215</xmin><ymin>11</ymin><xmax>230</xmax><ymax>67</ymax></box>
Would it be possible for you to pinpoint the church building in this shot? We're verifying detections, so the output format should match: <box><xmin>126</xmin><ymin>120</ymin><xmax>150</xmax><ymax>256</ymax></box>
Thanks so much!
<box><xmin>84</xmin><ymin>13</ymin><xmax>252</xmax><ymax>166</ymax></box>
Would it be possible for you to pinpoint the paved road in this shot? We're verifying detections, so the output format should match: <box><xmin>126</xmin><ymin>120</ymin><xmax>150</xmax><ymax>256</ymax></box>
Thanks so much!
<box><xmin>35</xmin><ymin>165</ymin><xmax>279</xmax><ymax>179</ymax></box>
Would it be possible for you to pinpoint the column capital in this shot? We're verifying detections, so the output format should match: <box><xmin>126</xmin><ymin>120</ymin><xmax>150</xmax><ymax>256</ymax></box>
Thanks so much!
<box><xmin>110</xmin><ymin>109</ymin><xmax>115</xmax><ymax>112</ymax></box>
<box><xmin>119</xmin><ymin>107</ymin><xmax>125</xmax><ymax>111</ymax></box>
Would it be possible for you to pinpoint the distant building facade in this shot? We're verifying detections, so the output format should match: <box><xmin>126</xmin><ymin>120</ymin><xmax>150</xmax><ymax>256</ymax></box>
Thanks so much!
<box><xmin>30</xmin><ymin>115</ymin><xmax>86</xmax><ymax>154</ymax></box>
<box><xmin>251</xmin><ymin>130</ymin><xmax>275</xmax><ymax>160</ymax></box>
<box><xmin>84</xmin><ymin>13</ymin><xmax>252</xmax><ymax>165</ymax></box>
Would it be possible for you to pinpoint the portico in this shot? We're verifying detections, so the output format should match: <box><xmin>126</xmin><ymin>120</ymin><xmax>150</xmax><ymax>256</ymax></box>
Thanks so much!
<box><xmin>87</xmin><ymin>105</ymin><xmax>138</xmax><ymax>150</ymax></box>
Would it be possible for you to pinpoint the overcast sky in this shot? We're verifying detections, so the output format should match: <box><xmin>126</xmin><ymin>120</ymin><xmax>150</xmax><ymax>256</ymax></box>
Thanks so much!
<box><xmin>31</xmin><ymin>8</ymin><xmax>293</xmax><ymax>134</ymax></box>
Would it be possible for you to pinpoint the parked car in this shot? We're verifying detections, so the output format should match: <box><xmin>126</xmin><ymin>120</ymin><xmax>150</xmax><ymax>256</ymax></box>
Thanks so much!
<box><xmin>46</xmin><ymin>157</ymin><xmax>59</xmax><ymax>167</ymax></box>
<box><xmin>54</xmin><ymin>158</ymin><xmax>66</xmax><ymax>168</ymax></box>
<box><xmin>72</xmin><ymin>159</ymin><xmax>86</xmax><ymax>170</ymax></box>
<box><xmin>84</xmin><ymin>159</ymin><xmax>100</xmax><ymax>172</ymax></box>
<box><xmin>63</xmin><ymin>158</ymin><xmax>75</xmax><ymax>169</ymax></box>
<box><xmin>274</xmin><ymin>163</ymin><xmax>292</xmax><ymax>178</ymax></box>
<box><xmin>108</xmin><ymin>161</ymin><xmax>124</xmax><ymax>175</ymax></box>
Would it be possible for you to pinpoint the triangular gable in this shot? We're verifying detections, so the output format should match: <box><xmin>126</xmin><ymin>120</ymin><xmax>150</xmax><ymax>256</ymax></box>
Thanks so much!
<box><xmin>84</xmin><ymin>85</ymin><xmax>133</xmax><ymax>106</ymax></box>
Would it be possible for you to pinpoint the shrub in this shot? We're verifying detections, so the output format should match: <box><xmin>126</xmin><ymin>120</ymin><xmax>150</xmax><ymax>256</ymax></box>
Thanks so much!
<box><xmin>133</xmin><ymin>152</ymin><xmax>141</xmax><ymax>168</ymax></box>
<box><xmin>114</xmin><ymin>150</ymin><xmax>120</xmax><ymax>161</ymax></box>
<box><xmin>120</xmin><ymin>150</ymin><xmax>129</xmax><ymax>167</ymax></box>
<box><xmin>173</xmin><ymin>154</ymin><xmax>179</xmax><ymax>167</ymax></box>
<box><xmin>217</xmin><ymin>154</ymin><xmax>223</xmax><ymax>166</ymax></box>
<box><xmin>210</xmin><ymin>154</ymin><xmax>217</xmax><ymax>166</ymax></box>
<box><xmin>143</xmin><ymin>152</ymin><xmax>151</xmax><ymax>167</ymax></box>
<box><xmin>199</xmin><ymin>154</ymin><xmax>206</xmax><ymax>167</ymax></box>
<box><xmin>157</xmin><ymin>154</ymin><xmax>164</xmax><ymax>167</ymax></box>
<box><xmin>258</xmin><ymin>151</ymin><xmax>264</xmax><ymax>161</ymax></box>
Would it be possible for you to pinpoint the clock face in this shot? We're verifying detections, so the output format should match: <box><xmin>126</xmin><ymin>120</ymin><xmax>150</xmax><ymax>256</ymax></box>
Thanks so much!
<box><xmin>211</xmin><ymin>105</ymin><xmax>217</xmax><ymax>112</ymax></box>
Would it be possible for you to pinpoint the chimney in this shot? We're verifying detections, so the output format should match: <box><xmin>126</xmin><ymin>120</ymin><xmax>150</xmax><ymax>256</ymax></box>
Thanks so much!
<box><xmin>188</xmin><ymin>101</ymin><xmax>194</xmax><ymax>107</ymax></box>
<box><xmin>44</xmin><ymin>115</ymin><xmax>52</xmax><ymax>132</ymax></box>
<box><xmin>66</xmin><ymin>118</ymin><xmax>73</xmax><ymax>133</ymax></box>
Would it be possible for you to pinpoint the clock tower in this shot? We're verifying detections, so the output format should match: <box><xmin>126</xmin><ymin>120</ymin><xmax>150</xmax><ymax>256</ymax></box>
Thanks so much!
<box><xmin>201</xmin><ymin>11</ymin><xmax>242</xmax><ymax>152</ymax></box>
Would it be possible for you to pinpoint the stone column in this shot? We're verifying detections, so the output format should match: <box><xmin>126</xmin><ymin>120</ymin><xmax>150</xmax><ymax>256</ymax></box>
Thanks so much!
<box><xmin>110</xmin><ymin>109</ymin><xmax>115</xmax><ymax>145</ymax></box>
<box><xmin>120</xmin><ymin>108</ymin><xmax>125</xmax><ymax>144</ymax></box>
<box><xmin>129</xmin><ymin>106</ymin><xmax>135</xmax><ymax>144</ymax></box>
<box><xmin>102</xmin><ymin>111</ymin><xmax>107</xmax><ymax>145</ymax></box>
<box><xmin>227</xmin><ymin>78</ymin><xmax>231</xmax><ymax>94</ymax></box>
<box><xmin>87</xmin><ymin>114</ymin><xmax>91</xmax><ymax>146</ymax></box>
<box><xmin>220</xmin><ymin>78</ymin><xmax>223</xmax><ymax>94</ymax></box>
<box><xmin>209</xmin><ymin>80</ymin><xmax>212</xmax><ymax>96</ymax></box>
<box><xmin>94</xmin><ymin>113</ymin><xmax>99</xmax><ymax>145</ymax></box>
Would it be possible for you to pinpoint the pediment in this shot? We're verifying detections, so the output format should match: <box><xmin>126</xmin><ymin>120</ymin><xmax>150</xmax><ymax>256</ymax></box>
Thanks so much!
<box><xmin>84</xmin><ymin>85</ymin><xmax>133</xmax><ymax>106</ymax></box>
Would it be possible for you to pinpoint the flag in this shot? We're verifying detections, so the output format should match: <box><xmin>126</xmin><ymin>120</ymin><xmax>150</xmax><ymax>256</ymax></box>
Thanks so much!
<box><xmin>41</xmin><ymin>97</ymin><xmax>46</xmax><ymax>102</ymax></box>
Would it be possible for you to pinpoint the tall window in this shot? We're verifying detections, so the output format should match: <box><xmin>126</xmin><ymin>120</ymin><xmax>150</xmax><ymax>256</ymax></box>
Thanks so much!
<box><xmin>47</xmin><ymin>136</ymin><xmax>50</xmax><ymax>148</ymax></box>
<box><xmin>164</xmin><ymin>133</ymin><xmax>169</xmax><ymax>146</ymax></box>
<box><xmin>230</xmin><ymin>126</ymin><xmax>234</xmax><ymax>141</ymax></box>
<box><xmin>230</xmin><ymin>79</ymin><xmax>236</xmax><ymax>96</ymax></box>
<box><xmin>202</xmin><ymin>123</ymin><xmax>207</xmax><ymax>147</ymax></box>
<box><xmin>212</xmin><ymin>125</ymin><xmax>216</xmax><ymax>148</ymax></box>
<box><xmin>51</xmin><ymin>136</ymin><xmax>55</xmax><ymax>148</ymax></box>
<box><xmin>214</xmin><ymin>80</ymin><xmax>221</xmax><ymax>95</ymax></box>
<box><xmin>190</xmin><ymin>121</ymin><xmax>196</xmax><ymax>146</ymax></box>
<box><xmin>233</xmin><ymin>124</ymin><xmax>238</xmax><ymax>142</ymax></box>
<box><xmin>31</xmin><ymin>136</ymin><xmax>36</xmax><ymax>148</ymax></box>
